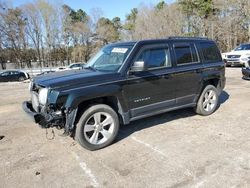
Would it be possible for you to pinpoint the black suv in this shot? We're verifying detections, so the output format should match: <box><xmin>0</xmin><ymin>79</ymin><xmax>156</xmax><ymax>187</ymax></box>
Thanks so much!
<box><xmin>0</xmin><ymin>70</ymin><xmax>29</xmax><ymax>82</ymax></box>
<box><xmin>23</xmin><ymin>37</ymin><xmax>226</xmax><ymax>150</ymax></box>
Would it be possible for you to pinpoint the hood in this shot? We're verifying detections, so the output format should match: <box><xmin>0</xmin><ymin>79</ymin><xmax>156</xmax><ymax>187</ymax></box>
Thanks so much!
<box><xmin>224</xmin><ymin>50</ymin><xmax>250</xmax><ymax>56</ymax></box>
<box><xmin>33</xmin><ymin>69</ymin><xmax>120</xmax><ymax>89</ymax></box>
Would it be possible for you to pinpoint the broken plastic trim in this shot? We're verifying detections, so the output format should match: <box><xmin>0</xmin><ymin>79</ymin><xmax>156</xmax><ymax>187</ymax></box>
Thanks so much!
<box><xmin>63</xmin><ymin>108</ymin><xmax>78</xmax><ymax>136</ymax></box>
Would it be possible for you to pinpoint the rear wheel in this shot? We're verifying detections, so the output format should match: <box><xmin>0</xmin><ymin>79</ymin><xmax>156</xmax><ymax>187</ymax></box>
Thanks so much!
<box><xmin>195</xmin><ymin>85</ymin><xmax>219</xmax><ymax>116</ymax></box>
<box><xmin>75</xmin><ymin>104</ymin><xmax>119</xmax><ymax>150</ymax></box>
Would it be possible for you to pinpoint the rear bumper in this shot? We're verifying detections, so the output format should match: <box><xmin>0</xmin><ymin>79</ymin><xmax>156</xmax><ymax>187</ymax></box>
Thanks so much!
<box><xmin>22</xmin><ymin>101</ymin><xmax>49</xmax><ymax>128</ymax></box>
<box><xmin>220</xmin><ymin>77</ymin><xmax>226</xmax><ymax>92</ymax></box>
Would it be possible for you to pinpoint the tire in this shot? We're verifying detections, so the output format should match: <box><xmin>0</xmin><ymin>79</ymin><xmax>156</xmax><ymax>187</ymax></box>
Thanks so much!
<box><xmin>195</xmin><ymin>85</ymin><xmax>219</xmax><ymax>116</ymax></box>
<box><xmin>18</xmin><ymin>76</ymin><xmax>25</xmax><ymax>81</ymax></box>
<box><xmin>75</xmin><ymin>104</ymin><xmax>120</xmax><ymax>150</ymax></box>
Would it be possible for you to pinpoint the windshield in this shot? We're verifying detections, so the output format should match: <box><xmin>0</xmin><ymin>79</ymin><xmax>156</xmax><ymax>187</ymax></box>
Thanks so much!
<box><xmin>85</xmin><ymin>45</ymin><xmax>133</xmax><ymax>72</ymax></box>
<box><xmin>234</xmin><ymin>44</ymin><xmax>250</xmax><ymax>51</ymax></box>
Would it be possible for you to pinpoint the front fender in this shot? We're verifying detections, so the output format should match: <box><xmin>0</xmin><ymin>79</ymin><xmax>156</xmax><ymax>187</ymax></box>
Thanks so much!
<box><xmin>63</xmin><ymin>84</ymin><xmax>122</xmax><ymax>109</ymax></box>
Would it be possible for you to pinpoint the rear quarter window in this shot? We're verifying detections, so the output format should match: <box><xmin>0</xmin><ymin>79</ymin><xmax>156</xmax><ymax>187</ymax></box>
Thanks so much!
<box><xmin>200</xmin><ymin>42</ymin><xmax>222</xmax><ymax>63</ymax></box>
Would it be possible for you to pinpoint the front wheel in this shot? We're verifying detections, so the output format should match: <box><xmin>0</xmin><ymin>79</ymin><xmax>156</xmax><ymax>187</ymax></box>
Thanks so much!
<box><xmin>75</xmin><ymin>104</ymin><xmax>120</xmax><ymax>150</ymax></box>
<box><xmin>195</xmin><ymin>85</ymin><xmax>219</xmax><ymax>116</ymax></box>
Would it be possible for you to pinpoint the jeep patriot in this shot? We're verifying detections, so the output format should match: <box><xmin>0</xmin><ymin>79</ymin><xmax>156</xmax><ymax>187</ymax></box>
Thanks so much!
<box><xmin>23</xmin><ymin>37</ymin><xmax>226</xmax><ymax>150</ymax></box>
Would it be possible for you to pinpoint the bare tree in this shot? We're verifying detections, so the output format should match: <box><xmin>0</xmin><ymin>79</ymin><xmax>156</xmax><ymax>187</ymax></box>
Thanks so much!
<box><xmin>0</xmin><ymin>5</ymin><xmax>27</xmax><ymax>68</ymax></box>
<box><xmin>0</xmin><ymin>0</ymin><xmax>250</xmax><ymax>68</ymax></box>
<box><xmin>132</xmin><ymin>3</ymin><xmax>184</xmax><ymax>40</ymax></box>
<box><xmin>22</xmin><ymin>2</ymin><xmax>43</xmax><ymax>67</ymax></box>
<box><xmin>37</xmin><ymin>0</ymin><xmax>62</xmax><ymax>67</ymax></box>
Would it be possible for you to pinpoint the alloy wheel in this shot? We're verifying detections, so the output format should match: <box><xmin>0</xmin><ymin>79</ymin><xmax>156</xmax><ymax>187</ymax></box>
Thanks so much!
<box><xmin>83</xmin><ymin>112</ymin><xmax>115</xmax><ymax>145</ymax></box>
<box><xmin>203</xmin><ymin>90</ymin><xmax>217</xmax><ymax>112</ymax></box>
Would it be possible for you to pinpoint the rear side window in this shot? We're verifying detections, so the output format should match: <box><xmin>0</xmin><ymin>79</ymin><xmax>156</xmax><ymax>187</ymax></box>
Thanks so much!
<box><xmin>1</xmin><ymin>71</ymin><xmax>10</xmax><ymax>76</ymax></box>
<box><xmin>200</xmin><ymin>42</ymin><xmax>221</xmax><ymax>62</ymax></box>
<box><xmin>174</xmin><ymin>43</ymin><xmax>198</xmax><ymax>65</ymax></box>
<box><xmin>136</xmin><ymin>47</ymin><xmax>171</xmax><ymax>69</ymax></box>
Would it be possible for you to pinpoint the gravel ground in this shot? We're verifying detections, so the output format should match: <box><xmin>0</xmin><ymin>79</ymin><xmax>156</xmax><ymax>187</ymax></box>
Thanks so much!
<box><xmin>0</xmin><ymin>68</ymin><xmax>250</xmax><ymax>188</ymax></box>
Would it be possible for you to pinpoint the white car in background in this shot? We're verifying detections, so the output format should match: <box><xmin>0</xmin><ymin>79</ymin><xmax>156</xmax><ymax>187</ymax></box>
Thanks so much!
<box><xmin>222</xmin><ymin>43</ymin><xmax>250</xmax><ymax>67</ymax></box>
<box><xmin>55</xmin><ymin>63</ymin><xmax>85</xmax><ymax>71</ymax></box>
<box><xmin>65</xmin><ymin>63</ymin><xmax>85</xmax><ymax>70</ymax></box>
<box><xmin>55</xmin><ymin>66</ymin><xmax>67</xmax><ymax>72</ymax></box>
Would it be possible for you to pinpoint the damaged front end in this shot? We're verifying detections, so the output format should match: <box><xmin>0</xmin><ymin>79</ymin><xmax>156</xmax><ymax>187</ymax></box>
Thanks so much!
<box><xmin>22</xmin><ymin>82</ymin><xmax>77</xmax><ymax>136</ymax></box>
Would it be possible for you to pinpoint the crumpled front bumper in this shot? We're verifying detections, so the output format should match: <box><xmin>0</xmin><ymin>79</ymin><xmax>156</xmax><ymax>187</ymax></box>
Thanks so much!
<box><xmin>23</xmin><ymin>100</ymin><xmax>77</xmax><ymax>134</ymax></box>
<box><xmin>22</xmin><ymin>101</ymin><xmax>50</xmax><ymax>128</ymax></box>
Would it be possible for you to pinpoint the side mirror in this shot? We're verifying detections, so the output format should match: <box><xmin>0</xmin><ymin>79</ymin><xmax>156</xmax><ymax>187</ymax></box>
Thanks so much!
<box><xmin>130</xmin><ymin>61</ymin><xmax>146</xmax><ymax>72</ymax></box>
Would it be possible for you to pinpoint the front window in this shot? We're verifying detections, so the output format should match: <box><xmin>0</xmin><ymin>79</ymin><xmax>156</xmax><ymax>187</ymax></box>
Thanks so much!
<box><xmin>234</xmin><ymin>44</ymin><xmax>250</xmax><ymax>51</ymax></box>
<box><xmin>85</xmin><ymin>45</ymin><xmax>133</xmax><ymax>72</ymax></box>
<box><xmin>10</xmin><ymin>71</ymin><xmax>18</xmax><ymax>75</ymax></box>
<box><xmin>135</xmin><ymin>47</ymin><xmax>171</xmax><ymax>69</ymax></box>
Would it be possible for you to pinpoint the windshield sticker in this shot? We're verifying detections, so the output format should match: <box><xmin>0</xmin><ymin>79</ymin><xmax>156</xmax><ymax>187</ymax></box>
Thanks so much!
<box><xmin>112</xmin><ymin>48</ymin><xmax>128</xmax><ymax>53</ymax></box>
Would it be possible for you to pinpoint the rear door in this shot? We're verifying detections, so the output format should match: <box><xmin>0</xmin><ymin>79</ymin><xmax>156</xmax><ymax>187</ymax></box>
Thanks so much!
<box><xmin>198</xmin><ymin>41</ymin><xmax>225</xmax><ymax>90</ymax></box>
<box><xmin>171</xmin><ymin>42</ymin><xmax>203</xmax><ymax>105</ymax></box>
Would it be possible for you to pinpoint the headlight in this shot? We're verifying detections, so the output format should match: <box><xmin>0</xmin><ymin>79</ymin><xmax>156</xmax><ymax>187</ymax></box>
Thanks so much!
<box><xmin>241</xmin><ymin>58</ymin><xmax>248</xmax><ymax>61</ymax></box>
<box><xmin>38</xmin><ymin>88</ymin><xmax>48</xmax><ymax>105</ymax></box>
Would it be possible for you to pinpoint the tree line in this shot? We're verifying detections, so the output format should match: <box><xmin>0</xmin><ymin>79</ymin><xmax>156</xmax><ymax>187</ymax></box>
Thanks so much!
<box><xmin>0</xmin><ymin>0</ymin><xmax>250</xmax><ymax>69</ymax></box>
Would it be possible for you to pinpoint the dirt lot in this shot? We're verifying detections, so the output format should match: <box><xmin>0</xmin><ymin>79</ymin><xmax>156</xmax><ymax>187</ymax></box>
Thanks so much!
<box><xmin>0</xmin><ymin>68</ymin><xmax>250</xmax><ymax>188</ymax></box>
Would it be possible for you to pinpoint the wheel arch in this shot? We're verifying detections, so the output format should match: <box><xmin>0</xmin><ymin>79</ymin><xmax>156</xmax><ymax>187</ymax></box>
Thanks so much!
<box><xmin>72</xmin><ymin>96</ymin><xmax>128</xmax><ymax>131</ymax></box>
<box><xmin>195</xmin><ymin>76</ymin><xmax>221</xmax><ymax>104</ymax></box>
<box><xmin>203</xmin><ymin>77</ymin><xmax>220</xmax><ymax>90</ymax></box>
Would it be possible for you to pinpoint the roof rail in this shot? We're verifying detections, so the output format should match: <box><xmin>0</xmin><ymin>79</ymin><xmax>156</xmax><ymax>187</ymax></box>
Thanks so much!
<box><xmin>168</xmin><ymin>36</ymin><xmax>209</xmax><ymax>40</ymax></box>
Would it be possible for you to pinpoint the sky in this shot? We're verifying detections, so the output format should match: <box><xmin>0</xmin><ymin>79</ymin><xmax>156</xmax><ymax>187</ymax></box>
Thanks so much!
<box><xmin>11</xmin><ymin>0</ymin><xmax>175</xmax><ymax>20</ymax></box>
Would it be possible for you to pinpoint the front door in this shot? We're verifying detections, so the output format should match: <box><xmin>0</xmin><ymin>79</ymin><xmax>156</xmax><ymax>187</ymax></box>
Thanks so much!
<box><xmin>123</xmin><ymin>44</ymin><xmax>176</xmax><ymax>118</ymax></box>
